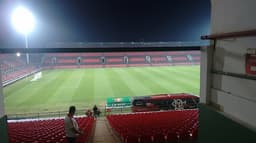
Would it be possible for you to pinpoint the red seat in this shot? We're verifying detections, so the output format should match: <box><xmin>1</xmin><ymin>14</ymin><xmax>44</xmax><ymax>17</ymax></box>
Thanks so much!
<box><xmin>8</xmin><ymin>117</ymin><xmax>95</xmax><ymax>143</ymax></box>
<box><xmin>107</xmin><ymin>109</ymin><xmax>199</xmax><ymax>143</ymax></box>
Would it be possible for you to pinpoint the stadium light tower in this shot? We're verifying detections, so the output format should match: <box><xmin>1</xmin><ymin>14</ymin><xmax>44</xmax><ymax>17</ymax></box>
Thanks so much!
<box><xmin>11</xmin><ymin>6</ymin><xmax>35</xmax><ymax>65</ymax></box>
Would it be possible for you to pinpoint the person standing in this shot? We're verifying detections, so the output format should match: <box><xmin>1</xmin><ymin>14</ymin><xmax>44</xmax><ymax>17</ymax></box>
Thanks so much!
<box><xmin>64</xmin><ymin>106</ymin><xmax>83</xmax><ymax>143</ymax></box>
<box><xmin>93</xmin><ymin>105</ymin><xmax>100</xmax><ymax>118</ymax></box>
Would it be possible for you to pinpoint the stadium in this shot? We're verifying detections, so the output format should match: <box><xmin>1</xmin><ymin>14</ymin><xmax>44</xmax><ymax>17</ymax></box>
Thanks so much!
<box><xmin>1</xmin><ymin>0</ymin><xmax>256</xmax><ymax>143</ymax></box>
<box><xmin>3</xmin><ymin>48</ymin><xmax>201</xmax><ymax>115</ymax></box>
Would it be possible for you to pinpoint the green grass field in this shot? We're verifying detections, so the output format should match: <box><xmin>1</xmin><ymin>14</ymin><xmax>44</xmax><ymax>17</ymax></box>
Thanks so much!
<box><xmin>3</xmin><ymin>66</ymin><xmax>200</xmax><ymax>114</ymax></box>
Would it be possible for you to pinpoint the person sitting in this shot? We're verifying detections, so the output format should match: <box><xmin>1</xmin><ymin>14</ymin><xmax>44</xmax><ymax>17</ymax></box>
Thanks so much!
<box><xmin>85</xmin><ymin>109</ymin><xmax>93</xmax><ymax>117</ymax></box>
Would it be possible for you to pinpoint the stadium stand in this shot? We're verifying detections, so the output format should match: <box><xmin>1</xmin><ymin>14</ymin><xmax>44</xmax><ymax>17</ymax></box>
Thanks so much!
<box><xmin>42</xmin><ymin>51</ymin><xmax>200</xmax><ymax>69</ymax></box>
<box><xmin>107</xmin><ymin>109</ymin><xmax>199</xmax><ymax>143</ymax></box>
<box><xmin>8</xmin><ymin>117</ymin><xmax>95</xmax><ymax>143</ymax></box>
<box><xmin>0</xmin><ymin>54</ymin><xmax>40</xmax><ymax>86</ymax></box>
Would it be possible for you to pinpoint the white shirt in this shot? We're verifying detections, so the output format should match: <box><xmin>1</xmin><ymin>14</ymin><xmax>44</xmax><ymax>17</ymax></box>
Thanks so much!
<box><xmin>64</xmin><ymin>114</ymin><xmax>79</xmax><ymax>137</ymax></box>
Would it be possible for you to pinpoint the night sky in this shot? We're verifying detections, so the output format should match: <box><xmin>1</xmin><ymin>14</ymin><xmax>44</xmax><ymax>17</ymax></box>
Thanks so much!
<box><xmin>0</xmin><ymin>0</ymin><xmax>210</xmax><ymax>48</ymax></box>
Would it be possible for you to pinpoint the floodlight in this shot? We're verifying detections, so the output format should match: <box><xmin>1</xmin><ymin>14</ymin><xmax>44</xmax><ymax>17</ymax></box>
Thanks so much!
<box><xmin>11</xmin><ymin>6</ymin><xmax>35</xmax><ymax>65</ymax></box>
<box><xmin>16</xmin><ymin>52</ymin><xmax>21</xmax><ymax>57</ymax></box>
<box><xmin>11</xmin><ymin>6</ymin><xmax>35</xmax><ymax>35</ymax></box>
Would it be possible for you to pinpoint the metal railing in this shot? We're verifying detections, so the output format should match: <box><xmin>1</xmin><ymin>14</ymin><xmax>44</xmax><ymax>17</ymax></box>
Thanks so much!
<box><xmin>7</xmin><ymin>109</ymin><xmax>89</xmax><ymax>120</ymax></box>
<box><xmin>7</xmin><ymin>106</ymin><xmax>133</xmax><ymax>120</ymax></box>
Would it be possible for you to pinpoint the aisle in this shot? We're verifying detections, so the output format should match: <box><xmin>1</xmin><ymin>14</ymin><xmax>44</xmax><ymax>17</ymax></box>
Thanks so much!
<box><xmin>92</xmin><ymin>117</ymin><xmax>118</xmax><ymax>143</ymax></box>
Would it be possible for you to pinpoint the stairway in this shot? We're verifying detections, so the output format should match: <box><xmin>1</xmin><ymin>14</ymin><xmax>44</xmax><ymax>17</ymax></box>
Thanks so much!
<box><xmin>92</xmin><ymin>117</ymin><xmax>119</xmax><ymax>143</ymax></box>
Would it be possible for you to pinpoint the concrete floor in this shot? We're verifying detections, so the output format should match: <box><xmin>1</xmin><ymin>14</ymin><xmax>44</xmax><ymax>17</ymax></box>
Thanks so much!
<box><xmin>92</xmin><ymin>118</ymin><xmax>119</xmax><ymax>143</ymax></box>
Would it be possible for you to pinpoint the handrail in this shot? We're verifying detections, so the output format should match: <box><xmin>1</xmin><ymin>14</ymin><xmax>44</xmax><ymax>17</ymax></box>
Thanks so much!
<box><xmin>201</xmin><ymin>29</ymin><xmax>256</xmax><ymax>40</ymax></box>
<box><xmin>7</xmin><ymin>109</ymin><xmax>88</xmax><ymax>120</ymax></box>
<box><xmin>7</xmin><ymin>105</ymin><xmax>133</xmax><ymax>120</ymax></box>
<box><xmin>212</xmin><ymin>70</ymin><xmax>256</xmax><ymax>81</ymax></box>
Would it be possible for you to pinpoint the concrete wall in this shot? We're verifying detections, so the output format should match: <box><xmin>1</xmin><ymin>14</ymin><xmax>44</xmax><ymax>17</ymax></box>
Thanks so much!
<box><xmin>211</xmin><ymin>0</ymin><xmax>256</xmax><ymax>33</ymax></box>
<box><xmin>201</xmin><ymin>0</ymin><xmax>256</xmax><ymax>129</ymax></box>
<box><xmin>0</xmin><ymin>68</ymin><xmax>5</xmax><ymax>117</ymax></box>
<box><xmin>200</xmin><ymin>46</ymin><xmax>213</xmax><ymax>103</ymax></box>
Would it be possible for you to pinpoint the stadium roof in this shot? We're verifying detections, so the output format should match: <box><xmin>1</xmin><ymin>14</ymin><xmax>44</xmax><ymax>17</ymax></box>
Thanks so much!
<box><xmin>46</xmin><ymin>41</ymin><xmax>209</xmax><ymax>48</ymax></box>
<box><xmin>0</xmin><ymin>41</ymin><xmax>208</xmax><ymax>53</ymax></box>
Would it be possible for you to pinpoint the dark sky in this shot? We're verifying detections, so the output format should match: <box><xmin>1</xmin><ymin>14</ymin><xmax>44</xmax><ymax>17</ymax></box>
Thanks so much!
<box><xmin>0</xmin><ymin>0</ymin><xmax>210</xmax><ymax>48</ymax></box>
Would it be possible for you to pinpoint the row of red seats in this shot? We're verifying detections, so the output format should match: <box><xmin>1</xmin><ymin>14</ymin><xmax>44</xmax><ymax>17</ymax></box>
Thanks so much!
<box><xmin>43</xmin><ymin>57</ymin><xmax>197</xmax><ymax>65</ymax></box>
<box><xmin>2</xmin><ymin>67</ymin><xmax>37</xmax><ymax>82</ymax></box>
<box><xmin>8</xmin><ymin>117</ymin><xmax>95</xmax><ymax>143</ymax></box>
<box><xmin>43</xmin><ymin>51</ymin><xmax>200</xmax><ymax>65</ymax></box>
<box><xmin>46</xmin><ymin>51</ymin><xmax>200</xmax><ymax>57</ymax></box>
<box><xmin>107</xmin><ymin>109</ymin><xmax>199</xmax><ymax>143</ymax></box>
<box><xmin>0</xmin><ymin>54</ymin><xmax>26</xmax><ymax>70</ymax></box>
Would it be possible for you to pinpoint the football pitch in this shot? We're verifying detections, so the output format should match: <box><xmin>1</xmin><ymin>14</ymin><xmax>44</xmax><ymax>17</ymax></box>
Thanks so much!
<box><xmin>3</xmin><ymin>66</ymin><xmax>200</xmax><ymax>114</ymax></box>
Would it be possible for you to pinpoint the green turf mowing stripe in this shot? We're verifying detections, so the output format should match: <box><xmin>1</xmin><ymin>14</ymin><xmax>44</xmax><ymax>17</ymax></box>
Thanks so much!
<box><xmin>115</xmin><ymin>68</ymin><xmax>147</xmax><ymax>95</ymax></box>
<box><xmin>114</xmin><ymin>68</ymin><xmax>153</xmax><ymax>96</ymax></box>
<box><xmin>4</xmin><ymin>70</ymin><xmax>64</xmax><ymax>113</ymax></box>
<box><xmin>166</xmin><ymin>67</ymin><xmax>200</xmax><ymax>90</ymax></box>
<box><xmin>47</xmin><ymin>70</ymin><xmax>82</xmax><ymax>104</ymax></box>
<box><xmin>149</xmin><ymin>67</ymin><xmax>199</xmax><ymax>95</ymax></box>
<box><xmin>170</xmin><ymin>66</ymin><xmax>200</xmax><ymax>81</ymax></box>
<box><xmin>105</xmin><ymin>68</ymin><xmax>136</xmax><ymax>97</ymax></box>
<box><xmin>3</xmin><ymin>70</ymin><xmax>57</xmax><ymax>97</ymax></box>
<box><xmin>130</xmin><ymin>68</ymin><xmax>171</xmax><ymax>93</ymax></box>
<box><xmin>18</xmin><ymin>70</ymin><xmax>73</xmax><ymax>112</ymax></box>
<box><xmin>3</xmin><ymin>66</ymin><xmax>200</xmax><ymax>114</ymax></box>
<box><xmin>72</xmin><ymin>69</ymin><xmax>95</xmax><ymax>105</ymax></box>
<box><xmin>146</xmin><ymin>67</ymin><xmax>188</xmax><ymax>91</ymax></box>
<box><xmin>93</xmin><ymin>69</ymin><xmax>114</xmax><ymax>102</ymax></box>
<box><xmin>133</xmin><ymin>67</ymin><xmax>186</xmax><ymax>93</ymax></box>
